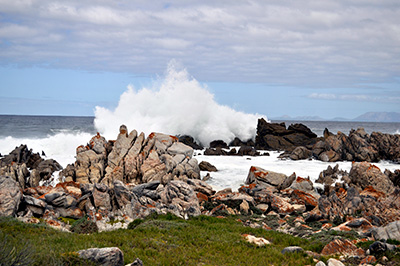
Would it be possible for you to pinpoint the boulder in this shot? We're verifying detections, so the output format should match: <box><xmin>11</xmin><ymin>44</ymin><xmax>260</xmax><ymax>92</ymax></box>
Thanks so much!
<box><xmin>371</xmin><ymin>220</ymin><xmax>400</xmax><ymax>241</ymax></box>
<box><xmin>198</xmin><ymin>161</ymin><xmax>217</xmax><ymax>172</ymax></box>
<box><xmin>255</xmin><ymin>119</ymin><xmax>318</xmax><ymax>151</ymax></box>
<box><xmin>245</xmin><ymin>166</ymin><xmax>287</xmax><ymax>188</ymax></box>
<box><xmin>0</xmin><ymin>176</ymin><xmax>23</xmax><ymax>217</ymax></box>
<box><xmin>281</xmin><ymin>246</ymin><xmax>304</xmax><ymax>254</ymax></box>
<box><xmin>209</xmin><ymin>140</ymin><xmax>229</xmax><ymax>149</ymax></box>
<box><xmin>326</xmin><ymin>258</ymin><xmax>345</xmax><ymax>266</ymax></box>
<box><xmin>367</xmin><ymin>241</ymin><xmax>397</xmax><ymax>255</ymax></box>
<box><xmin>349</xmin><ymin>162</ymin><xmax>394</xmax><ymax>194</ymax></box>
<box><xmin>127</xmin><ymin>258</ymin><xmax>144</xmax><ymax>266</ymax></box>
<box><xmin>242</xmin><ymin>234</ymin><xmax>270</xmax><ymax>246</ymax></box>
<box><xmin>77</xmin><ymin>247</ymin><xmax>124</xmax><ymax>266</ymax></box>
<box><xmin>321</xmin><ymin>238</ymin><xmax>365</xmax><ymax>257</ymax></box>
<box><xmin>167</xmin><ymin>142</ymin><xmax>193</xmax><ymax>158</ymax></box>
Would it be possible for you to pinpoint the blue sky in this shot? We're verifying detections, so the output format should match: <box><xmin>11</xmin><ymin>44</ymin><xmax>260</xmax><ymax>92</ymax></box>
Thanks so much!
<box><xmin>0</xmin><ymin>1</ymin><xmax>399</xmax><ymax>119</ymax></box>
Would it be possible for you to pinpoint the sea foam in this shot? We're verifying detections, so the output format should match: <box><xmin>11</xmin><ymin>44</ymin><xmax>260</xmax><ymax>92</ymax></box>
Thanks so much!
<box><xmin>94</xmin><ymin>63</ymin><xmax>266</xmax><ymax>146</ymax></box>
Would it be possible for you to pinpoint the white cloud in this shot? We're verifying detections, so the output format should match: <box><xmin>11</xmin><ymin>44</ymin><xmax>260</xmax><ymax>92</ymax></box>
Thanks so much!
<box><xmin>0</xmin><ymin>0</ymin><xmax>399</xmax><ymax>88</ymax></box>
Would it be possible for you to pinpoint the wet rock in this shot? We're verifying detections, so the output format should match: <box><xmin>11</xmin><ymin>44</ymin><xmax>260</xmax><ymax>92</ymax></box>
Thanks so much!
<box><xmin>255</xmin><ymin>119</ymin><xmax>318</xmax><ymax>151</ymax></box>
<box><xmin>0</xmin><ymin>176</ymin><xmax>23</xmax><ymax>217</ymax></box>
<box><xmin>288</xmin><ymin>146</ymin><xmax>312</xmax><ymax>160</ymax></box>
<box><xmin>199</xmin><ymin>161</ymin><xmax>217</xmax><ymax>172</ymax></box>
<box><xmin>178</xmin><ymin>135</ymin><xmax>203</xmax><ymax>150</ymax></box>
<box><xmin>77</xmin><ymin>247</ymin><xmax>124</xmax><ymax>266</ymax></box>
<box><xmin>209</xmin><ymin>140</ymin><xmax>229</xmax><ymax>149</ymax></box>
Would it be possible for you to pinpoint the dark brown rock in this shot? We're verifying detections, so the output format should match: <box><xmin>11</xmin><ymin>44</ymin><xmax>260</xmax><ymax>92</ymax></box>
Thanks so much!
<box><xmin>199</xmin><ymin>161</ymin><xmax>217</xmax><ymax>172</ymax></box>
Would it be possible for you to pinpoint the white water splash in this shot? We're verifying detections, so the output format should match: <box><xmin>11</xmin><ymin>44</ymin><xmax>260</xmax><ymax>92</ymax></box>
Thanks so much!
<box><xmin>94</xmin><ymin>62</ymin><xmax>266</xmax><ymax>145</ymax></box>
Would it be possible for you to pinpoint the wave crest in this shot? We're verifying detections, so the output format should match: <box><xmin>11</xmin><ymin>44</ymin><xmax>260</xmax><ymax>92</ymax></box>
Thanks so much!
<box><xmin>94</xmin><ymin>63</ymin><xmax>266</xmax><ymax>145</ymax></box>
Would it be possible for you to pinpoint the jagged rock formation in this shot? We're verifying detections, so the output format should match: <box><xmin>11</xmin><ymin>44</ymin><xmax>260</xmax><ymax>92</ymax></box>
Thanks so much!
<box><xmin>0</xmin><ymin>145</ymin><xmax>62</xmax><ymax>188</ymax></box>
<box><xmin>61</xmin><ymin>125</ymin><xmax>201</xmax><ymax>186</ymax></box>
<box><xmin>255</xmin><ymin>118</ymin><xmax>319</xmax><ymax>151</ymax></box>
<box><xmin>282</xmin><ymin>127</ymin><xmax>400</xmax><ymax>162</ymax></box>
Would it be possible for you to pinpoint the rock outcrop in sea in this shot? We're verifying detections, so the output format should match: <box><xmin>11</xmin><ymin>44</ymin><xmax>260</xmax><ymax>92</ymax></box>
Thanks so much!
<box><xmin>254</xmin><ymin>118</ymin><xmax>400</xmax><ymax>163</ymax></box>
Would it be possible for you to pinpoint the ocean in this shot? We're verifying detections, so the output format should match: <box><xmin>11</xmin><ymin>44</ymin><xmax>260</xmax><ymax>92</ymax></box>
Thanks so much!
<box><xmin>0</xmin><ymin>115</ymin><xmax>399</xmax><ymax>191</ymax></box>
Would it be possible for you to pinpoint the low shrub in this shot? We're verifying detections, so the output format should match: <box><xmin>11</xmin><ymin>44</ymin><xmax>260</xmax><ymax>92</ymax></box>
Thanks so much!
<box><xmin>70</xmin><ymin>216</ymin><xmax>98</xmax><ymax>234</ymax></box>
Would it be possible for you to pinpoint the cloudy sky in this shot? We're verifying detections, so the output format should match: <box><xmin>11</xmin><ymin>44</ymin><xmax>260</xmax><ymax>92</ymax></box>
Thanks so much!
<box><xmin>0</xmin><ymin>0</ymin><xmax>399</xmax><ymax>119</ymax></box>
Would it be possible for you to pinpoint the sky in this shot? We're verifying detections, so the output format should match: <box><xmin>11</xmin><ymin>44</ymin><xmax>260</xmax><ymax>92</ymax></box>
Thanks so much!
<box><xmin>0</xmin><ymin>0</ymin><xmax>399</xmax><ymax>119</ymax></box>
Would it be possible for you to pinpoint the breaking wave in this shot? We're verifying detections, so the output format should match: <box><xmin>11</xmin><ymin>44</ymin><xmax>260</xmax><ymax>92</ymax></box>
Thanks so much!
<box><xmin>94</xmin><ymin>63</ymin><xmax>267</xmax><ymax>145</ymax></box>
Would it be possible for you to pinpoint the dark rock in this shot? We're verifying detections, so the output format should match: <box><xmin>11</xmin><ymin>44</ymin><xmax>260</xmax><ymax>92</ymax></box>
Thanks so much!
<box><xmin>199</xmin><ymin>161</ymin><xmax>218</xmax><ymax>172</ymax></box>
<box><xmin>288</xmin><ymin>123</ymin><xmax>317</xmax><ymax>138</ymax></box>
<box><xmin>385</xmin><ymin>169</ymin><xmax>400</xmax><ymax>187</ymax></box>
<box><xmin>237</xmin><ymin>146</ymin><xmax>259</xmax><ymax>156</ymax></box>
<box><xmin>229</xmin><ymin>137</ymin><xmax>255</xmax><ymax>147</ymax></box>
<box><xmin>255</xmin><ymin>118</ymin><xmax>318</xmax><ymax>151</ymax></box>
<box><xmin>209</xmin><ymin>140</ymin><xmax>229</xmax><ymax>149</ymax></box>
<box><xmin>367</xmin><ymin>241</ymin><xmax>397</xmax><ymax>255</ymax></box>
<box><xmin>178</xmin><ymin>135</ymin><xmax>203</xmax><ymax>150</ymax></box>
<box><xmin>316</xmin><ymin>164</ymin><xmax>349</xmax><ymax>187</ymax></box>
<box><xmin>204</xmin><ymin>147</ymin><xmax>227</xmax><ymax>156</ymax></box>
<box><xmin>36</xmin><ymin>159</ymin><xmax>63</xmax><ymax>180</ymax></box>
<box><xmin>77</xmin><ymin>247</ymin><xmax>124</xmax><ymax>266</ymax></box>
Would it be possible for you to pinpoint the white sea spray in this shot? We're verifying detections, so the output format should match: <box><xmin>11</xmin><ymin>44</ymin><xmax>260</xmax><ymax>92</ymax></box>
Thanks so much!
<box><xmin>94</xmin><ymin>62</ymin><xmax>266</xmax><ymax>146</ymax></box>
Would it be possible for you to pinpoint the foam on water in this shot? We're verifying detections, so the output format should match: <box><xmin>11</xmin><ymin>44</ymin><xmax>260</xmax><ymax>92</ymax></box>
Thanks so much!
<box><xmin>94</xmin><ymin>62</ymin><xmax>266</xmax><ymax>146</ymax></box>
<box><xmin>195</xmin><ymin>151</ymin><xmax>400</xmax><ymax>191</ymax></box>
<box><xmin>0</xmin><ymin>132</ymin><xmax>92</xmax><ymax>168</ymax></box>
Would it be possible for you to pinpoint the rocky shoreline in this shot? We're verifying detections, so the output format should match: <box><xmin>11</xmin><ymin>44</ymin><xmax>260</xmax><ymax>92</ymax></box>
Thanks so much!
<box><xmin>1</xmin><ymin>121</ymin><xmax>400</xmax><ymax>266</ymax></box>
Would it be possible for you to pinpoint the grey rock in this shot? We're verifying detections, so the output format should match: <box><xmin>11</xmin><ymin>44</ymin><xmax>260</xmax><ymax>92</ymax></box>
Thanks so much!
<box><xmin>127</xmin><ymin>258</ymin><xmax>143</xmax><ymax>266</ymax></box>
<box><xmin>246</xmin><ymin>166</ymin><xmax>287</xmax><ymax>188</ymax></box>
<box><xmin>281</xmin><ymin>246</ymin><xmax>304</xmax><ymax>254</ymax></box>
<box><xmin>167</xmin><ymin>142</ymin><xmax>194</xmax><ymax>158</ymax></box>
<box><xmin>327</xmin><ymin>258</ymin><xmax>345</xmax><ymax>266</ymax></box>
<box><xmin>161</xmin><ymin>180</ymin><xmax>201</xmax><ymax>218</ymax></box>
<box><xmin>315</xmin><ymin>261</ymin><xmax>327</xmax><ymax>266</ymax></box>
<box><xmin>349</xmin><ymin>162</ymin><xmax>394</xmax><ymax>194</ymax></box>
<box><xmin>371</xmin><ymin>220</ymin><xmax>400</xmax><ymax>241</ymax></box>
<box><xmin>0</xmin><ymin>176</ymin><xmax>23</xmax><ymax>217</ymax></box>
<box><xmin>78</xmin><ymin>247</ymin><xmax>124</xmax><ymax>266</ymax></box>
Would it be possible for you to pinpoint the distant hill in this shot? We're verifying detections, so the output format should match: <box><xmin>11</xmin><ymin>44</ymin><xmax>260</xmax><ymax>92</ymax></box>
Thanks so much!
<box><xmin>271</xmin><ymin>112</ymin><xmax>400</xmax><ymax>122</ymax></box>
<box><xmin>353</xmin><ymin>112</ymin><xmax>400</xmax><ymax>122</ymax></box>
<box><xmin>271</xmin><ymin>115</ymin><xmax>325</xmax><ymax>121</ymax></box>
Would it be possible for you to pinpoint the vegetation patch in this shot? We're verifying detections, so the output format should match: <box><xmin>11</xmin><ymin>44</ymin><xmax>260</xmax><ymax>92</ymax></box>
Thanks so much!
<box><xmin>0</xmin><ymin>215</ymin><xmax>335</xmax><ymax>265</ymax></box>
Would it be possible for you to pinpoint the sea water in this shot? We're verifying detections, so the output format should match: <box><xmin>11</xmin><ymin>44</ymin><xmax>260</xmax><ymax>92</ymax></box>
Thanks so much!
<box><xmin>1</xmin><ymin>115</ymin><xmax>399</xmax><ymax>191</ymax></box>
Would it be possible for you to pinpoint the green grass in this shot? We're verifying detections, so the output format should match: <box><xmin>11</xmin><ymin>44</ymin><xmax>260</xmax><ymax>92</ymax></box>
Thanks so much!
<box><xmin>0</xmin><ymin>215</ymin><xmax>328</xmax><ymax>266</ymax></box>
